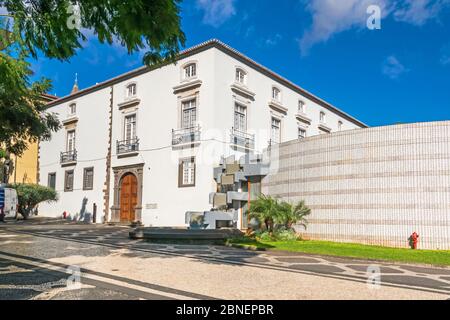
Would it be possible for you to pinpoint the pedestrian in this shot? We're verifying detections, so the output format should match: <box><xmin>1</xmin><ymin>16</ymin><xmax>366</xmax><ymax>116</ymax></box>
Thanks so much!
<box><xmin>0</xmin><ymin>206</ymin><xmax>5</xmax><ymax>223</ymax></box>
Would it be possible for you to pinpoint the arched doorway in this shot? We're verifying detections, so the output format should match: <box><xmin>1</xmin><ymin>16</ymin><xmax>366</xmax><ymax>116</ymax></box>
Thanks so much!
<box><xmin>120</xmin><ymin>173</ymin><xmax>138</xmax><ymax>222</ymax></box>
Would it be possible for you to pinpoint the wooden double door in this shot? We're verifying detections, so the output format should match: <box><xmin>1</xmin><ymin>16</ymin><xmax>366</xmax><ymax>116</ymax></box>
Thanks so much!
<box><xmin>120</xmin><ymin>173</ymin><xmax>138</xmax><ymax>222</ymax></box>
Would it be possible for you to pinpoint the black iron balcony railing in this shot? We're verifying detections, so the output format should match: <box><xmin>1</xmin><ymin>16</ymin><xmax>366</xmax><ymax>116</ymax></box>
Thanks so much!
<box><xmin>117</xmin><ymin>138</ymin><xmax>139</xmax><ymax>154</ymax></box>
<box><xmin>172</xmin><ymin>125</ymin><xmax>201</xmax><ymax>146</ymax></box>
<box><xmin>230</xmin><ymin>127</ymin><xmax>255</xmax><ymax>150</ymax></box>
<box><xmin>60</xmin><ymin>150</ymin><xmax>77</xmax><ymax>164</ymax></box>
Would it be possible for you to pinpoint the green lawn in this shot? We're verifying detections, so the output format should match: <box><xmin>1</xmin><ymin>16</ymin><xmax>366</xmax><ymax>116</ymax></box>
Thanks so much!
<box><xmin>226</xmin><ymin>238</ymin><xmax>450</xmax><ymax>267</ymax></box>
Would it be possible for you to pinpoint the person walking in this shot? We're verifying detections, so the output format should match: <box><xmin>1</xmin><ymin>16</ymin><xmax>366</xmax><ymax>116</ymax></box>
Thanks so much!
<box><xmin>0</xmin><ymin>206</ymin><xmax>5</xmax><ymax>223</ymax></box>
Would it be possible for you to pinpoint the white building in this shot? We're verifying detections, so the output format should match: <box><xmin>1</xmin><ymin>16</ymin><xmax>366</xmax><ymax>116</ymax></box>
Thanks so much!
<box><xmin>38</xmin><ymin>39</ymin><xmax>366</xmax><ymax>228</ymax></box>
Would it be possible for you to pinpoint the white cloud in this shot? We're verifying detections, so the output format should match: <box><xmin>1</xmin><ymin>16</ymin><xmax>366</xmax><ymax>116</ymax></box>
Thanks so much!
<box><xmin>196</xmin><ymin>0</ymin><xmax>236</xmax><ymax>27</ymax></box>
<box><xmin>298</xmin><ymin>0</ymin><xmax>449</xmax><ymax>55</ymax></box>
<box><xmin>394</xmin><ymin>0</ymin><xmax>449</xmax><ymax>26</ymax></box>
<box><xmin>382</xmin><ymin>55</ymin><xmax>409</xmax><ymax>79</ymax></box>
<box><xmin>265</xmin><ymin>34</ymin><xmax>283</xmax><ymax>46</ymax></box>
<box><xmin>299</xmin><ymin>0</ymin><xmax>390</xmax><ymax>55</ymax></box>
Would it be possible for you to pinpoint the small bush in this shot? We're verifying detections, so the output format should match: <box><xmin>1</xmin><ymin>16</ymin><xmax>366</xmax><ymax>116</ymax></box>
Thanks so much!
<box><xmin>8</xmin><ymin>184</ymin><xmax>58</xmax><ymax>219</ymax></box>
<box><xmin>254</xmin><ymin>228</ymin><xmax>299</xmax><ymax>242</ymax></box>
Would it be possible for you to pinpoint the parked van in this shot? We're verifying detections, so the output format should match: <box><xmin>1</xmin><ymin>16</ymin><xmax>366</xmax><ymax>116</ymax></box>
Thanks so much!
<box><xmin>0</xmin><ymin>186</ymin><xmax>18</xmax><ymax>218</ymax></box>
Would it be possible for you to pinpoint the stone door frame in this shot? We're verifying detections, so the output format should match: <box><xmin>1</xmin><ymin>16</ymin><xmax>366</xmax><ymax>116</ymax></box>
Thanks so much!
<box><xmin>110</xmin><ymin>163</ymin><xmax>144</xmax><ymax>224</ymax></box>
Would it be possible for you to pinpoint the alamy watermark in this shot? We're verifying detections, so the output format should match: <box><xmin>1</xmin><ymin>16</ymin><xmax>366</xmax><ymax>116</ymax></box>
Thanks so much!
<box><xmin>366</xmin><ymin>265</ymin><xmax>381</xmax><ymax>289</ymax></box>
<box><xmin>367</xmin><ymin>5</ymin><xmax>382</xmax><ymax>30</ymax></box>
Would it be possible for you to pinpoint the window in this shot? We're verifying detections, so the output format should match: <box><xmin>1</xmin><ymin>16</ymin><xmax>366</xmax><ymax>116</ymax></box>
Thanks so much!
<box><xmin>67</xmin><ymin>130</ymin><xmax>76</xmax><ymax>152</ymax></box>
<box><xmin>126</xmin><ymin>83</ymin><xmax>137</xmax><ymax>98</ymax></box>
<box><xmin>179</xmin><ymin>158</ymin><xmax>196</xmax><ymax>187</ymax></box>
<box><xmin>235</xmin><ymin>68</ymin><xmax>247</xmax><ymax>85</ymax></box>
<box><xmin>234</xmin><ymin>103</ymin><xmax>247</xmax><ymax>132</ymax></box>
<box><xmin>64</xmin><ymin>170</ymin><xmax>74</xmax><ymax>192</ymax></box>
<box><xmin>83</xmin><ymin>167</ymin><xmax>94</xmax><ymax>190</ymax></box>
<box><xmin>48</xmin><ymin>173</ymin><xmax>56</xmax><ymax>190</ymax></box>
<box><xmin>271</xmin><ymin>117</ymin><xmax>281</xmax><ymax>143</ymax></box>
<box><xmin>320</xmin><ymin>111</ymin><xmax>326</xmax><ymax>124</ymax></box>
<box><xmin>184</xmin><ymin>63</ymin><xmax>197</xmax><ymax>79</ymax></box>
<box><xmin>272</xmin><ymin>87</ymin><xmax>281</xmax><ymax>102</ymax></box>
<box><xmin>124</xmin><ymin>114</ymin><xmax>137</xmax><ymax>142</ymax></box>
<box><xmin>181</xmin><ymin>99</ymin><xmax>197</xmax><ymax>129</ymax></box>
<box><xmin>298</xmin><ymin>100</ymin><xmax>305</xmax><ymax>114</ymax></box>
<box><xmin>298</xmin><ymin>128</ymin><xmax>307</xmax><ymax>139</ymax></box>
<box><xmin>338</xmin><ymin>121</ymin><xmax>343</xmax><ymax>131</ymax></box>
<box><xmin>68</xmin><ymin>103</ymin><xmax>76</xmax><ymax>116</ymax></box>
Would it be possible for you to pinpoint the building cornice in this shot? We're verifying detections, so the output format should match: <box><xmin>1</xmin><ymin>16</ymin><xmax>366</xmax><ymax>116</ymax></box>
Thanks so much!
<box><xmin>46</xmin><ymin>39</ymin><xmax>367</xmax><ymax>128</ymax></box>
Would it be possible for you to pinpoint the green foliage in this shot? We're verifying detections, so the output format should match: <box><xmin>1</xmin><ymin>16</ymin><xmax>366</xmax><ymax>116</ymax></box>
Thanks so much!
<box><xmin>0</xmin><ymin>0</ymin><xmax>186</xmax><ymax>156</ymax></box>
<box><xmin>8</xmin><ymin>183</ymin><xmax>58</xmax><ymax>219</ymax></box>
<box><xmin>248</xmin><ymin>195</ymin><xmax>311</xmax><ymax>233</ymax></box>
<box><xmin>279</xmin><ymin>200</ymin><xmax>311</xmax><ymax>230</ymax></box>
<box><xmin>255</xmin><ymin>228</ymin><xmax>299</xmax><ymax>242</ymax></box>
<box><xmin>0</xmin><ymin>51</ymin><xmax>61</xmax><ymax>156</ymax></box>
<box><xmin>1</xmin><ymin>0</ymin><xmax>186</xmax><ymax>65</ymax></box>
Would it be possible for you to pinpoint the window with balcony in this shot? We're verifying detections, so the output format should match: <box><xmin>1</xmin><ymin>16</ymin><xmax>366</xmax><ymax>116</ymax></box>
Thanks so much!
<box><xmin>126</xmin><ymin>83</ymin><xmax>137</xmax><ymax>98</ymax></box>
<box><xmin>61</xmin><ymin>130</ymin><xmax>77</xmax><ymax>164</ymax></box>
<box><xmin>182</xmin><ymin>99</ymin><xmax>197</xmax><ymax>129</ymax></box>
<box><xmin>231</xmin><ymin>103</ymin><xmax>254</xmax><ymax>150</ymax></box>
<box><xmin>235</xmin><ymin>68</ymin><xmax>247</xmax><ymax>85</ymax></box>
<box><xmin>172</xmin><ymin>99</ymin><xmax>201</xmax><ymax>146</ymax></box>
<box><xmin>67</xmin><ymin>130</ymin><xmax>76</xmax><ymax>152</ymax></box>
<box><xmin>272</xmin><ymin>87</ymin><xmax>281</xmax><ymax>102</ymax></box>
<box><xmin>83</xmin><ymin>167</ymin><xmax>94</xmax><ymax>190</ymax></box>
<box><xmin>183</xmin><ymin>63</ymin><xmax>197</xmax><ymax>80</ymax></box>
<box><xmin>271</xmin><ymin>117</ymin><xmax>281</xmax><ymax>144</ymax></box>
<box><xmin>179</xmin><ymin>157</ymin><xmax>196</xmax><ymax>188</ymax></box>
<box><xmin>117</xmin><ymin>114</ymin><xmax>139</xmax><ymax>154</ymax></box>
<box><xmin>64</xmin><ymin>170</ymin><xmax>74</xmax><ymax>192</ymax></box>
<box><xmin>234</xmin><ymin>103</ymin><xmax>247</xmax><ymax>133</ymax></box>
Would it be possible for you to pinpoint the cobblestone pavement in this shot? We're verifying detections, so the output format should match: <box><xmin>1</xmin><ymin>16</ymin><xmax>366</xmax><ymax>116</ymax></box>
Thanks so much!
<box><xmin>0</xmin><ymin>218</ymin><xmax>449</xmax><ymax>300</ymax></box>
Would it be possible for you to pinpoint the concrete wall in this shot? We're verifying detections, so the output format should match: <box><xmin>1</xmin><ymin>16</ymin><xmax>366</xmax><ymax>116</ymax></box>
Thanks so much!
<box><xmin>262</xmin><ymin>121</ymin><xmax>450</xmax><ymax>250</ymax></box>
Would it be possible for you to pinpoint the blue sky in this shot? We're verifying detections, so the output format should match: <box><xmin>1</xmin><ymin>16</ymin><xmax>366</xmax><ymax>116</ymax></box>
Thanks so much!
<box><xmin>27</xmin><ymin>0</ymin><xmax>450</xmax><ymax>127</ymax></box>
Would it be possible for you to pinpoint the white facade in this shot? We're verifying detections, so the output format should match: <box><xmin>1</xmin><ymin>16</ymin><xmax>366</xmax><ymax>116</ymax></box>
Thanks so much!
<box><xmin>38</xmin><ymin>39</ymin><xmax>365</xmax><ymax>227</ymax></box>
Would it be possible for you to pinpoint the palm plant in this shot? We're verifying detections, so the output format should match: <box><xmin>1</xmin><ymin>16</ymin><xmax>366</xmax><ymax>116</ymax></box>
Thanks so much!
<box><xmin>280</xmin><ymin>200</ymin><xmax>311</xmax><ymax>230</ymax></box>
<box><xmin>247</xmin><ymin>195</ymin><xmax>283</xmax><ymax>233</ymax></box>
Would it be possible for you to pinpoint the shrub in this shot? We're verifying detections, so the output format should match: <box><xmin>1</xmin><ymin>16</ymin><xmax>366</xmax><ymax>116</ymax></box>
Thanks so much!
<box><xmin>254</xmin><ymin>228</ymin><xmax>299</xmax><ymax>241</ymax></box>
<box><xmin>247</xmin><ymin>194</ymin><xmax>311</xmax><ymax>233</ymax></box>
<box><xmin>8</xmin><ymin>184</ymin><xmax>58</xmax><ymax>219</ymax></box>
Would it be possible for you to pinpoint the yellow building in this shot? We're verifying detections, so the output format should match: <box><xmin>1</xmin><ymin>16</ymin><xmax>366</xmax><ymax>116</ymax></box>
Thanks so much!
<box><xmin>9</xmin><ymin>93</ymin><xmax>58</xmax><ymax>184</ymax></box>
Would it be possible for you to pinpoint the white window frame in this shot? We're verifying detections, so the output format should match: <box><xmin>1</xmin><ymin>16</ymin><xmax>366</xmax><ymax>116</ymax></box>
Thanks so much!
<box><xmin>271</xmin><ymin>117</ymin><xmax>281</xmax><ymax>143</ymax></box>
<box><xmin>234</xmin><ymin>103</ymin><xmax>247</xmax><ymax>133</ymax></box>
<box><xmin>235</xmin><ymin>68</ymin><xmax>247</xmax><ymax>85</ymax></box>
<box><xmin>338</xmin><ymin>121</ymin><xmax>343</xmax><ymax>131</ymax></box>
<box><xmin>320</xmin><ymin>111</ymin><xmax>326</xmax><ymax>124</ymax></box>
<box><xmin>181</xmin><ymin>98</ymin><xmax>197</xmax><ymax>129</ymax></box>
<box><xmin>66</xmin><ymin>129</ymin><xmax>76</xmax><ymax>152</ymax></box>
<box><xmin>298</xmin><ymin>100</ymin><xmax>305</xmax><ymax>114</ymax></box>
<box><xmin>179</xmin><ymin>157</ymin><xmax>196</xmax><ymax>187</ymax></box>
<box><xmin>298</xmin><ymin>127</ymin><xmax>307</xmax><ymax>139</ymax></box>
<box><xmin>126</xmin><ymin>83</ymin><xmax>137</xmax><ymax>99</ymax></box>
<box><xmin>124</xmin><ymin>113</ymin><xmax>137</xmax><ymax>142</ymax></box>
<box><xmin>183</xmin><ymin>63</ymin><xmax>197</xmax><ymax>80</ymax></box>
<box><xmin>272</xmin><ymin>86</ymin><xmax>281</xmax><ymax>103</ymax></box>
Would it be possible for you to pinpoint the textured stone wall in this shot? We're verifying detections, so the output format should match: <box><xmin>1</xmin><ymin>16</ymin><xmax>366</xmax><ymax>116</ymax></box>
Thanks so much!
<box><xmin>262</xmin><ymin>121</ymin><xmax>450</xmax><ymax>250</ymax></box>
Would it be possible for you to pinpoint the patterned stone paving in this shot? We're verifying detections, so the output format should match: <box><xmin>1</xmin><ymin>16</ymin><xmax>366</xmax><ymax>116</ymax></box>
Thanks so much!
<box><xmin>1</xmin><ymin>220</ymin><xmax>449</xmax><ymax>295</ymax></box>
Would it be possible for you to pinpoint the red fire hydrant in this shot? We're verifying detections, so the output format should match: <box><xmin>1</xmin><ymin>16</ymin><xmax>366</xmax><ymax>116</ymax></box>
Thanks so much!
<box><xmin>63</xmin><ymin>211</ymin><xmax>67</xmax><ymax>219</ymax></box>
<box><xmin>410</xmin><ymin>232</ymin><xmax>419</xmax><ymax>250</ymax></box>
